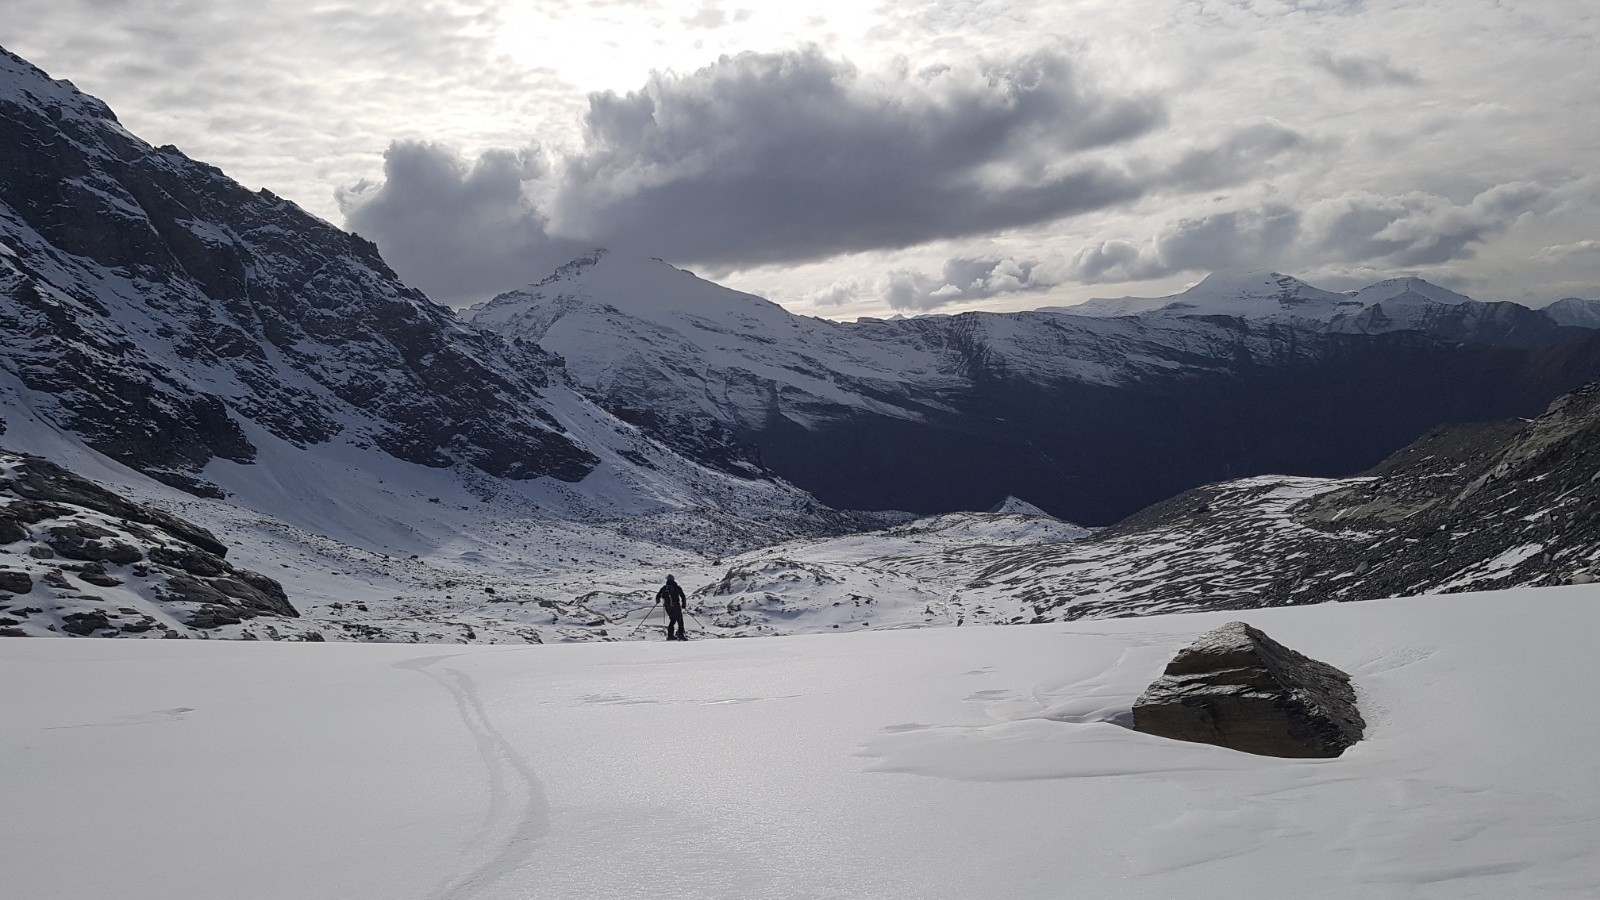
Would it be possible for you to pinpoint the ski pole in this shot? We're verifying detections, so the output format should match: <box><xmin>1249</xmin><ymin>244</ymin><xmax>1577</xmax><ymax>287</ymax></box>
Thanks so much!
<box><xmin>687</xmin><ymin>610</ymin><xmax>719</xmax><ymax>638</ymax></box>
<box><xmin>630</xmin><ymin>602</ymin><xmax>659</xmax><ymax>635</ymax></box>
<box><xmin>606</xmin><ymin>600</ymin><xmax>657</xmax><ymax>625</ymax></box>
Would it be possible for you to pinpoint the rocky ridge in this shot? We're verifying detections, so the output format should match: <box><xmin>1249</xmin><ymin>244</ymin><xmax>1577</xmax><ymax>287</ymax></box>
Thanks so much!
<box><xmin>958</xmin><ymin>381</ymin><xmax>1600</xmax><ymax>621</ymax></box>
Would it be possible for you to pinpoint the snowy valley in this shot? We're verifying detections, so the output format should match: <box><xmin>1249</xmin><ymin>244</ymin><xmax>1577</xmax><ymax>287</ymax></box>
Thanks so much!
<box><xmin>2</xmin><ymin>42</ymin><xmax>1599</xmax><ymax>644</ymax></box>
<box><xmin>3</xmin><ymin>40</ymin><xmax>1600</xmax><ymax>900</ymax></box>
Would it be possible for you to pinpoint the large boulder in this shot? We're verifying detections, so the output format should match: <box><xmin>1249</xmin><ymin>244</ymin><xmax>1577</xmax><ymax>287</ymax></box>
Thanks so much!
<box><xmin>0</xmin><ymin>570</ymin><xmax>32</xmax><ymax>594</ymax></box>
<box><xmin>45</xmin><ymin>523</ymin><xmax>143</xmax><ymax>564</ymax></box>
<box><xmin>1132</xmin><ymin>621</ymin><xmax>1365</xmax><ymax>758</ymax></box>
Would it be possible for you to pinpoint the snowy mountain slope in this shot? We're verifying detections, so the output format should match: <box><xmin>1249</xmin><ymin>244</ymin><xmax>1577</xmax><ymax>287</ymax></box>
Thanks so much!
<box><xmin>0</xmin><ymin>46</ymin><xmax>871</xmax><ymax>564</ymax></box>
<box><xmin>1347</xmin><ymin>276</ymin><xmax>1474</xmax><ymax>307</ymax></box>
<box><xmin>475</xmin><ymin>251</ymin><xmax>1600</xmax><ymax>524</ymax></box>
<box><xmin>470</xmin><ymin>249</ymin><xmax>967</xmax><ymax>475</ymax></box>
<box><xmin>1327</xmin><ymin>294</ymin><xmax>1578</xmax><ymax>346</ymax></box>
<box><xmin>0</xmin><ymin>46</ymin><xmax>601</xmax><ymax>496</ymax></box>
<box><xmin>0</xmin><ymin>377</ymin><xmax>894</xmax><ymax>644</ymax></box>
<box><xmin>1546</xmin><ymin>296</ymin><xmax>1600</xmax><ymax>328</ymax></box>
<box><xmin>6</xmin><ymin>587</ymin><xmax>1600</xmax><ymax>898</ymax></box>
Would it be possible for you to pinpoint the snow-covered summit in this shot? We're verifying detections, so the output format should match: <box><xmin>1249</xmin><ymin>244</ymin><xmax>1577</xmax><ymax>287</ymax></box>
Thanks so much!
<box><xmin>987</xmin><ymin>496</ymin><xmax>1053</xmax><ymax>516</ymax></box>
<box><xmin>1347</xmin><ymin>276</ymin><xmax>1475</xmax><ymax>307</ymax></box>
<box><xmin>1071</xmin><ymin>271</ymin><xmax>1361</xmax><ymax>322</ymax></box>
<box><xmin>471</xmin><ymin>248</ymin><xmax>1600</xmax><ymax>525</ymax></box>
<box><xmin>1155</xmin><ymin>270</ymin><xmax>1358</xmax><ymax>320</ymax></box>
<box><xmin>1545</xmin><ymin>296</ymin><xmax>1600</xmax><ymax>329</ymax></box>
<box><xmin>0</xmin><ymin>46</ymin><xmax>122</xmax><ymax>129</ymax></box>
<box><xmin>474</xmin><ymin>248</ymin><xmax>783</xmax><ymax>328</ymax></box>
<box><xmin>469</xmin><ymin>248</ymin><xmax>958</xmax><ymax>437</ymax></box>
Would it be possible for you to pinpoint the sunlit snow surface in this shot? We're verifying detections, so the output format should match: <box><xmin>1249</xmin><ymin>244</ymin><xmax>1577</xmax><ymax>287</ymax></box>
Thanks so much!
<box><xmin>5</xmin><ymin>587</ymin><xmax>1599</xmax><ymax>899</ymax></box>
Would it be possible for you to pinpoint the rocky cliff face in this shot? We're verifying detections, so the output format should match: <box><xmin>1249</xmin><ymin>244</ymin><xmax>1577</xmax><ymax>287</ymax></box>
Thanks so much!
<box><xmin>0</xmin><ymin>450</ymin><xmax>313</xmax><ymax>638</ymax></box>
<box><xmin>0</xmin><ymin>47</ymin><xmax>595</xmax><ymax>496</ymax></box>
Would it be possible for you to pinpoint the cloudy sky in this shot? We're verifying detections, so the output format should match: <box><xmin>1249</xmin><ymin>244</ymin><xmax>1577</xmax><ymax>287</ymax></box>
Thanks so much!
<box><xmin>4</xmin><ymin>0</ymin><xmax>1597</xmax><ymax>318</ymax></box>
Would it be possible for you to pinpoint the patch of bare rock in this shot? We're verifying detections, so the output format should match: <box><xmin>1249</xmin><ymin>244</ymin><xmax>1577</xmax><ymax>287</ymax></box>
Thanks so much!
<box><xmin>0</xmin><ymin>451</ymin><xmax>304</xmax><ymax>638</ymax></box>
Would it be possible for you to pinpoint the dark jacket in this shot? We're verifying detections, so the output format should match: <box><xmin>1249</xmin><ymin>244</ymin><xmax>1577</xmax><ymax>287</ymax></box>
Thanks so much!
<box><xmin>657</xmin><ymin>580</ymin><xmax>686</xmax><ymax>612</ymax></box>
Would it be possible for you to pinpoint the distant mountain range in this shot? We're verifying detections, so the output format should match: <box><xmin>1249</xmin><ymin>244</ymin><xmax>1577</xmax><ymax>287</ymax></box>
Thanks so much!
<box><xmin>472</xmin><ymin>252</ymin><xmax>1600</xmax><ymax>524</ymax></box>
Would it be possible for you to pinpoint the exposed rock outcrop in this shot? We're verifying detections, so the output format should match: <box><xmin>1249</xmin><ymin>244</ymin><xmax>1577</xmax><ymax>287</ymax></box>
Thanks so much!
<box><xmin>0</xmin><ymin>449</ymin><xmax>308</xmax><ymax>638</ymax></box>
<box><xmin>1132</xmin><ymin>622</ymin><xmax>1365</xmax><ymax>758</ymax></box>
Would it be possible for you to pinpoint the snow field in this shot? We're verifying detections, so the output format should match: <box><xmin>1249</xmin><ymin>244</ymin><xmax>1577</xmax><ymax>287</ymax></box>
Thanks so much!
<box><xmin>4</xmin><ymin>585</ymin><xmax>1599</xmax><ymax>898</ymax></box>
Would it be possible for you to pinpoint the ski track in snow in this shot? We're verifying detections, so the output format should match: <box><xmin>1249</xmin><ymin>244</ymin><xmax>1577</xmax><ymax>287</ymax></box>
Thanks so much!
<box><xmin>394</xmin><ymin>654</ymin><xmax>551</xmax><ymax>900</ymax></box>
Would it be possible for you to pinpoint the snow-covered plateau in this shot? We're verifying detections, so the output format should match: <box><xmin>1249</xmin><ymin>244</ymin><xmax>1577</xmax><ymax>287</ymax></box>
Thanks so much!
<box><xmin>5</xmin><ymin>587</ymin><xmax>1599</xmax><ymax>899</ymax></box>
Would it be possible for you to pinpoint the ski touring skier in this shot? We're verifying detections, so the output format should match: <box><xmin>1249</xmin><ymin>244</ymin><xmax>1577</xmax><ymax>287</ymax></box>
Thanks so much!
<box><xmin>657</xmin><ymin>574</ymin><xmax>688</xmax><ymax>641</ymax></box>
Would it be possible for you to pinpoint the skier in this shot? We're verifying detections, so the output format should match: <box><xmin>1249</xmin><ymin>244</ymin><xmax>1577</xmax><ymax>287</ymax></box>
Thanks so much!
<box><xmin>657</xmin><ymin>574</ymin><xmax>688</xmax><ymax>641</ymax></box>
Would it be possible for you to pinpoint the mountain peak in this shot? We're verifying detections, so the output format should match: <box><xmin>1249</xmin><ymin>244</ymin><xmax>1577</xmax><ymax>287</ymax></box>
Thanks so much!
<box><xmin>0</xmin><ymin>44</ymin><xmax>120</xmax><ymax>125</ymax></box>
<box><xmin>535</xmin><ymin>247</ymin><xmax>611</xmax><ymax>283</ymax></box>
<box><xmin>477</xmin><ymin>248</ymin><xmax>775</xmax><ymax>328</ymax></box>
<box><xmin>1157</xmin><ymin>269</ymin><xmax>1353</xmax><ymax>319</ymax></box>
<box><xmin>1545</xmin><ymin>296</ymin><xmax>1600</xmax><ymax>328</ymax></box>
<box><xmin>986</xmin><ymin>496</ymin><xmax>1054</xmax><ymax>517</ymax></box>
<box><xmin>1349</xmin><ymin>276</ymin><xmax>1474</xmax><ymax>307</ymax></box>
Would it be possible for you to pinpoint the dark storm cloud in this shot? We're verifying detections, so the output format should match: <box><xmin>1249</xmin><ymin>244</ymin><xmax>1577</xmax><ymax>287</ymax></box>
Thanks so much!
<box><xmin>1159</xmin><ymin>122</ymin><xmax>1309</xmax><ymax>191</ymax></box>
<box><xmin>338</xmin><ymin>142</ymin><xmax>585</xmax><ymax>304</ymax></box>
<box><xmin>340</xmin><ymin>46</ymin><xmax>1335</xmax><ymax>301</ymax></box>
<box><xmin>1311</xmin><ymin>50</ymin><xmax>1421</xmax><ymax>87</ymax></box>
<box><xmin>544</xmin><ymin>47</ymin><xmax>1168</xmax><ymax>266</ymax></box>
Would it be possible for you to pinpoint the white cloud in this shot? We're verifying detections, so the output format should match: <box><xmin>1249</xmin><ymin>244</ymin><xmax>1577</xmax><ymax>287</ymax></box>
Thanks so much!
<box><xmin>1536</xmin><ymin>240</ymin><xmax>1600</xmax><ymax>261</ymax></box>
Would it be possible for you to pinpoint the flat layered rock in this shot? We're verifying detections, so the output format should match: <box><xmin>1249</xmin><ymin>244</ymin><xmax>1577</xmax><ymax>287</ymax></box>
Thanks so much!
<box><xmin>1132</xmin><ymin>622</ymin><xmax>1364</xmax><ymax>758</ymax></box>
